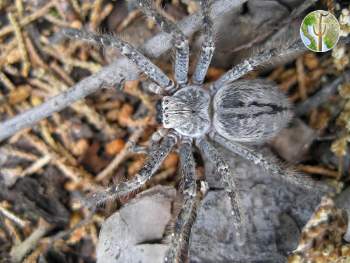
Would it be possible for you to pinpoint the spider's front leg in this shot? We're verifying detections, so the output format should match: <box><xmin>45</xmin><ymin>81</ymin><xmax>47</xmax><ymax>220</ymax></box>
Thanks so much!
<box><xmin>211</xmin><ymin>132</ymin><xmax>332</xmax><ymax>193</ymax></box>
<box><xmin>196</xmin><ymin>137</ymin><xmax>246</xmax><ymax>244</ymax></box>
<box><xmin>136</xmin><ymin>0</ymin><xmax>189</xmax><ymax>85</ymax></box>
<box><xmin>87</xmin><ymin>131</ymin><xmax>177</xmax><ymax>206</ymax></box>
<box><xmin>192</xmin><ymin>0</ymin><xmax>215</xmax><ymax>85</ymax></box>
<box><xmin>165</xmin><ymin>138</ymin><xmax>199</xmax><ymax>263</ymax></box>
<box><xmin>63</xmin><ymin>28</ymin><xmax>172</xmax><ymax>91</ymax></box>
<box><xmin>210</xmin><ymin>40</ymin><xmax>305</xmax><ymax>95</ymax></box>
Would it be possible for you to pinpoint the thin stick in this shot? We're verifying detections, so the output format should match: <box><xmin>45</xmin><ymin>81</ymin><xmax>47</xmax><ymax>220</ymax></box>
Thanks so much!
<box><xmin>0</xmin><ymin>2</ymin><xmax>55</xmax><ymax>38</ymax></box>
<box><xmin>296</xmin><ymin>70</ymin><xmax>350</xmax><ymax>116</ymax></box>
<box><xmin>0</xmin><ymin>205</ymin><xmax>28</xmax><ymax>228</ymax></box>
<box><xmin>96</xmin><ymin>127</ymin><xmax>145</xmax><ymax>182</ymax></box>
<box><xmin>0</xmin><ymin>0</ymin><xmax>246</xmax><ymax>142</ymax></box>
<box><xmin>10</xmin><ymin>219</ymin><xmax>52</xmax><ymax>263</ymax></box>
<box><xmin>8</xmin><ymin>13</ymin><xmax>31</xmax><ymax>77</ymax></box>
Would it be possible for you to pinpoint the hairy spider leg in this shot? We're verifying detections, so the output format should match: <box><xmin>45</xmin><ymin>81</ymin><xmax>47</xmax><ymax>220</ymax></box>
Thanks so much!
<box><xmin>130</xmin><ymin>128</ymin><xmax>168</xmax><ymax>154</ymax></box>
<box><xmin>136</xmin><ymin>0</ymin><xmax>189</xmax><ymax>86</ymax></box>
<box><xmin>87</xmin><ymin>132</ymin><xmax>177</xmax><ymax>206</ymax></box>
<box><xmin>165</xmin><ymin>138</ymin><xmax>199</xmax><ymax>263</ymax></box>
<box><xmin>211</xmin><ymin>132</ymin><xmax>332</xmax><ymax>193</ymax></box>
<box><xmin>196</xmin><ymin>137</ymin><xmax>246</xmax><ymax>245</ymax></box>
<box><xmin>63</xmin><ymin>28</ymin><xmax>172</xmax><ymax>90</ymax></box>
<box><xmin>192</xmin><ymin>0</ymin><xmax>215</xmax><ymax>85</ymax></box>
<box><xmin>210</xmin><ymin>39</ymin><xmax>305</xmax><ymax>95</ymax></box>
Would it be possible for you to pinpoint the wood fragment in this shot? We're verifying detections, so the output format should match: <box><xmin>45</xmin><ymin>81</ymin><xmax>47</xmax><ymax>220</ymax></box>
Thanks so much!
<box><xmin>0</xmin><ymin>204</ymin><xmax>28</xmax><ymax>228</ymax></box>
<box><xmin>0</xmin><ymin>2</ymin><xmax>55</xmax><ymax>38</ymax></box>
<box><xmin>296</xmin><ymin>70</ymin><xmax>350</xmax><ymax>116</ymax></box>
<box><xmin>298</xmin><ymin>164</ymin><xmax>340</xmax><ymax>178</ymax></box>
<box><xmin>10</xmin><ymin>219</ymin><xmax>52</xmax><ymax>263</ymax></box>
<box><xmin>117</xmin><ymin>10</ymin><xmax>142</xmax><ymax>32</ymax></box>
<box><xmin>20</xmin><ymin>155</ymin><xmax>52</xmax><ymax>177</ymax></box>
<box><xmin>296</xmin><ymin>56</ymin><xmax>307</xmax><ymax>101</ymax></box>
<box><xmin>96</xmin><ymin>127</ymin><xmax>146</xmax><ymax>182</ymax></box>
<box><xmin>0</xmin><ymin>70</ymin><xmax>16</xmax><ymax>91</ymax></box>
<box><xmin>90</xmin><ymin>0</ymin><xmax>103</xmax><ymax>31</ymax></box>
<box><xmin>8</xmin><ymin>12</ymin><xmax>31</xmax><ymax>77</ymax></box>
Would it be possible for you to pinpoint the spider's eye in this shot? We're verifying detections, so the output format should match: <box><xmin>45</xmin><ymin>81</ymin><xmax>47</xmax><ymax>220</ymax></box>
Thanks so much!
<box><xmin>155</xmin><ymin>99</ymin><xmax>163</xmax><ymax>124</ymax></box>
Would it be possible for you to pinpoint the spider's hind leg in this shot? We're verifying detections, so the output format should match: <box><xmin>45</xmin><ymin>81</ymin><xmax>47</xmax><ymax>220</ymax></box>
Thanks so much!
<box><xmin>192</xmin><ymin>0</ymin><xmax>215</xmax><ymax>85</ymax></box>
<box><xmin>165</xmin><ymin>138</ymin><xmax>199</xmax><ymax>263</ymax></box>
<box><xmin>136</xmin><ymin>0</ymin><xmax>189</xmax><ymax>85</ymax></box>
<box><xmin>196</xmin><ymin>136</ymin><xmax>247</xmax><ymax>245</ymax></box>
<box><xmin>211</xmin><ymin>132</ymin><xmax>332</xmax><ymax>194</ymax></box>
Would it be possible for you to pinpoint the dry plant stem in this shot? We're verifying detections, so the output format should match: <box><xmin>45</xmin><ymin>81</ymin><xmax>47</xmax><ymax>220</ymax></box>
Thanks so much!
<box><xmin>8</xmin><ymin>13</ymin><xmax>31</xmax><ymax>76</ymax></box>
<box><xmin>296</xmin><ymin>69</ymin><xmax>350</xmax><ymax>116</ymax></box>
<box><xmin>15</xmin><ymin>0</ymin><xmax>24</xmax><ymax>17</ymax></box>
<box><xmin>4</xmin><ymin>218</ymin><xmax>22</xmax><ymax>244</ymax></box>
<box><xmin>96</xmin><ymin>127</ymin><xmax>146</xmax><ymax>182</ymax></box>
<box><xmin>0</xmin><ymin>0</ymin><xmax>246</xmax><ymax>142</ymax></box>
<box><xmin>90</xmin><ymin>0</ymin><xmax>104</xmax><ymax>31</ymax></box>
<box><xmin>0</xmin><ymin>70</ymin><xmax>16</xmax><ymax>90</ymax></box>
<box><xmin>0</xmin><ymin>2</ymin><xmax>55</xmax><ymax>38</ymax></box>
<box><xmin>298</xmin><ymin>164</ymin><xmax>339</xmax><ymax>178</ymax></box>
<box><xmin>296</xmin><ymin>57</ymin><xmax>307</xmax><ymax>100</ymax></box>
<box><xmin>24</xmin><ymin>133</ymin><xmax>96</xmax><ymax>189</ymax></box>
<box><xmin>117</xmin><ymin>10</ymin><xmax>141</xmax><ymax>32</ymax></box>
<box><xmin>0</xmin><ymin>205</ymin><xmax>27</xmax><ymax>228</ymax></box>
<box><xmin>20</xmin><ymin>155</ymin><xmax>52</xmax><ymax>177</ymax></box>
<box><xmin>10</xmin><ymin>219</ymin><xmax>52</xmax><ymax>263</ymax></box>
<box><xmin>1</xmin><ymin>145</ymin><xmax>38</xmax><ymax>161</ymax></box>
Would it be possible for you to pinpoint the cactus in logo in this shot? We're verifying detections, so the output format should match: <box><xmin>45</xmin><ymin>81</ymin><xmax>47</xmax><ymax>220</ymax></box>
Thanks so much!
<box><xmin>313</xmin><ymin>12</ymin><xmax>328</xmax><ymax>51</ymax></box>
<box><xmin>300</xmin><ymin>10</ymin><xmax>340</xmax><ymax>52</ymax></box>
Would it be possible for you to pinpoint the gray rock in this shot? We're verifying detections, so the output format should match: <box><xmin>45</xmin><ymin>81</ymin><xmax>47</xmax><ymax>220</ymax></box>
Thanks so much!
<box><xmin>270</xmin><ymin>119</ymin><xmax>317</xmax><ymax>164</ymax></box>
<box><xmin>210</xmin><ymin>0</ymin><xmax>306</xmax><ymax>68</ymax></box>
<box><xmin>97</xmin><ymin>144</ymin><xmax>329</xmax><ymax>263</ymax></box>
<box><xmin>189</xmin><ymin>144</ymin><xmax>326</xmax><ymax>263</ymax></box>
<box><xmin>97</xmin><ymin>185</ymin><xmax>176</xmax><ymax>263</ymax></box>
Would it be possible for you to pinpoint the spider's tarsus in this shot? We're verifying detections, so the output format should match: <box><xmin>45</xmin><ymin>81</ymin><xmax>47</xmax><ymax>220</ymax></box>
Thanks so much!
<box><xmin>136</xmin><ymin>0</ymin><xmax>189</xmax><ymax>85</ymax></box>
<box><xmin>192</xmin><ymin>0</ymin><xmax>215</xmax><ymax>85</ymax></box>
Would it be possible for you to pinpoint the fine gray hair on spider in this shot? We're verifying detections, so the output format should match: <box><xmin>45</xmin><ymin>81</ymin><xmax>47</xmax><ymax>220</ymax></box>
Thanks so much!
<box><xmin>63</xmin><ymin>0</ymin><xmax>330</xmax><ymax>262</ymax></box>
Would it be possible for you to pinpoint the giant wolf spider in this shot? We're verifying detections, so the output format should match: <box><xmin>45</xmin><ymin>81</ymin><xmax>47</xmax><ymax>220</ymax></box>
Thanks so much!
<box><xmin>62</xmin><ymin>0</ymin><xmax>330</xmax><ymax>262</ymax></box>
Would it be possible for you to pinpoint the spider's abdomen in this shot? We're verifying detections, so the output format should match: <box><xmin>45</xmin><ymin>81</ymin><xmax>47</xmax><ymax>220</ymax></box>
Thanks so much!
<box><xmin>162</xmin><ymin>86</ymin><xmax>210</xmax><ymax>137</ymax></box>
<box><xmin>213</xmin><ymin>79</ymin><xmax>292</xmax><ymax>143</ymax></box>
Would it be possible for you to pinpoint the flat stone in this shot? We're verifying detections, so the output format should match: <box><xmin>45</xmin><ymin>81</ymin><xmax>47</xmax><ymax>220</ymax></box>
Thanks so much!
<box><xmin>189</xmin><ymin>143</ymin><xmax>328</xmax><ymax>262</ymax></box>
<box><xmin>270</xmin><ymin>119</ymin><xmax>317</xmax><ymax>163</ymax></box>
<box><xmin>97</xmin><ymin>185</ymin><xmax>176</xmax><ymax>263</ymax></box>
<box><xmin>97</xmin><ymin>142</ymin><xmax>331</xmax><ymax>263</ymax></box>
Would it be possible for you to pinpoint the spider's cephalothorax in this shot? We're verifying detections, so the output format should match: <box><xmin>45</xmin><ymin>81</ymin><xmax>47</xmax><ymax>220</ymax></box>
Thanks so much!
<box><xmin>63</xmin><ymin>0</ymin><xmax>329</xmax><ymax>262</ymax></box>
<box><xmin>162</xmin><ymin>86</ymin><xmax>211</xmax><ymax>137</ymax></box>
